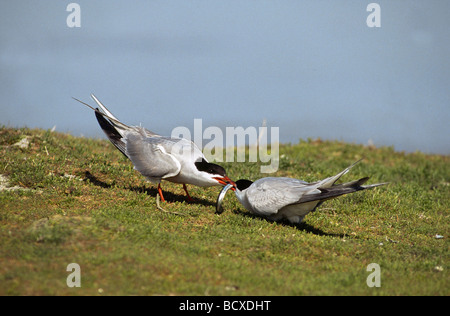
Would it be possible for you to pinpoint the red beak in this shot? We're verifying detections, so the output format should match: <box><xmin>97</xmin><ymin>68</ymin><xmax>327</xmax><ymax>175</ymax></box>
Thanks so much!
<box><xmin>213</xmin><ymin>176</ymin><xmax>236</xmax><ymax>190</ymax></box>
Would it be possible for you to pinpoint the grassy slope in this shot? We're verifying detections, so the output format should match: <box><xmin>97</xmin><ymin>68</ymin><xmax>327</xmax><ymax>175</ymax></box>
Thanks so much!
<box><xmin>0</xmin><ymin>126</ymin><xmax>448</xmax><ymax>295</ymax></box>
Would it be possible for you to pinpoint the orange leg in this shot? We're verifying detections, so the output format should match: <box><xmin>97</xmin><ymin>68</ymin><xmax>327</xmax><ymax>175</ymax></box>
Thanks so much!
<box><xmin>158</xmin><ymin>183</ymin><xmax>165</xmax><ymax>202</ymax></box>
<box><xmin>183</xmin><ymin>184</ymin><xmax>194</xmax><ymax>202</ymax></box>
<box><xmin>155</xmin><ymin>183</ymin><xmax>185</xmax><ymax>216</ymax></box>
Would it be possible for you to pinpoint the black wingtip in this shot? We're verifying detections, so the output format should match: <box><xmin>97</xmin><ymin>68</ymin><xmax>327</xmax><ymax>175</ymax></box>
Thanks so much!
<box><xmin>298</xmin><ymin>176</ymin><xmax>383</xmax><ymax>204</ymax></box>
<box><xmin>94</xmin><ymin>109</ymin><xmax>127</xmax><ymax>157</ymax></box>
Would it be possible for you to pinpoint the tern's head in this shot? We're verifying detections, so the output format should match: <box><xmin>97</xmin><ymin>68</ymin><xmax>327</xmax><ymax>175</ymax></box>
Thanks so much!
<box><xmin>233</xmin><ymin>179</ymin><xmax>254</xmax><ymax>198</ymax></box>
<box><xmin>235</xmin><ymin>179</ymin><xmax>254</xmax><ymax>191</ymax></box>
<box><xmin>216</xmin><ymin>179</ymin><xmax>253</xmax><ymax>214</ymax></box>
<box><xmin>194</xmin><ymin>159</ymin><xmax>235</xmax><ymax>186</ymax></box>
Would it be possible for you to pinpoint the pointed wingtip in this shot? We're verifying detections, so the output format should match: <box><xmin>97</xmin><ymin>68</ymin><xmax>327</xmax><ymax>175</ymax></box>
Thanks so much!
<box><xmin>349</xmin><ymin>157</ymin><xmax>365</xmax><ymax>169</ymax></box>
<box><xmin>363</xmin><ymin>182</ymin><xmax>389</xmax><ymax>189</ymax></box>
<box><xmin>337</xmin><ymin>158</ymin><xmax>365</xmax><ymax>178</ymax></box>
<box><xmin>90</xmin><ymin>94</ymin><xmax>100</xmax><ymax>104</ymax></box>
<box><xmin>72</xmin><ymin>97</ymin><xmax>97</xmax><ymax>111</ymax></box>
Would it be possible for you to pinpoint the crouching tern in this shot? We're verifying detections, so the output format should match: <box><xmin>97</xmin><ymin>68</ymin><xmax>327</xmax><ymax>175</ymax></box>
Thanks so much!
<box><xmin>217</xmin><ymin>160</ymin><xmax>387</xmax><ymax>224</ymax></box>
<box><xmin>74</xmin><ymin>94</ymin><xmax>234</xmax><ymax>209</ymax></box>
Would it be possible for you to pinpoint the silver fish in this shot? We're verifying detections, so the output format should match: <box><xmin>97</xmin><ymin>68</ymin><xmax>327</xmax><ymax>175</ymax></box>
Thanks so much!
<box><xmin>216</xmin><ymin>183</ymin><xmax>234</xmax><ymax>214</ymax></box>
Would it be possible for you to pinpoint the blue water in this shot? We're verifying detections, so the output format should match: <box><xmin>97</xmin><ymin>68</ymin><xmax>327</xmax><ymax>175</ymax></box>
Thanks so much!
<box><xmin>1</xmin><ymin>1</ymin><xmax>449</xmax><ymax>154</ymax></box>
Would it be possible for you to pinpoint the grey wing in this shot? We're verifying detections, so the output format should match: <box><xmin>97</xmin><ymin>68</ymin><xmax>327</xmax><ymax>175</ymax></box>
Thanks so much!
<box><xmin>247</xmin><ymin>178</ymin><xmax>315</xmax><ymax>216</ymax></box>
<box><xmin>163</xmin><ymin>136</ymin><xmax>205</xmax><ymax>164</ymax></box>
<box><xmin>125</xmin><ymin>133</ymin><xmax>181</xmax><ymax>183</ymax></box>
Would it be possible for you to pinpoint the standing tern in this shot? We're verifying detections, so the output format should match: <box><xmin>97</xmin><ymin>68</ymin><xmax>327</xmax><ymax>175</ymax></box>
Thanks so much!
<box><xmin>74</xmin><ymin>94</ymin><xmax>234</xmax><ymax>209</ymax></box>
<box><xmin>217</xmin><ymin>160</ymin><xmax>387</xmax><ymax>224</ymax></box>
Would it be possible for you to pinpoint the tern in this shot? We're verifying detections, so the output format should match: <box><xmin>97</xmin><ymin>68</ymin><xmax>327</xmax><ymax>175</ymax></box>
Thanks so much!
<box><xmin>217</xmin><ymin>160</ymin><xmax>387</xmax><ymax>224</ymax></box>
<box><xmin>74</xmin><ymin>94</ymin><xmax>234</xmax><ymax>210</ymax></box>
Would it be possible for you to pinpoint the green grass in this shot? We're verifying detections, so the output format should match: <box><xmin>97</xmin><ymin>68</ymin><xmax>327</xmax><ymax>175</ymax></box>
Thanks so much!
<box><xmin>0</xmin><ymin>126</ymin><xmax>448</xmax><ymax>295</ymax></box>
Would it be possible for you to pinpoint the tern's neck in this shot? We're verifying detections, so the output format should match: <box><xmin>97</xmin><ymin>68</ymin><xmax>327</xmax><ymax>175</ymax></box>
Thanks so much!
<box><xmin>235</xmin><ymin>190</ymin><xmax>254</xmax><ymax>212</ymax></box>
